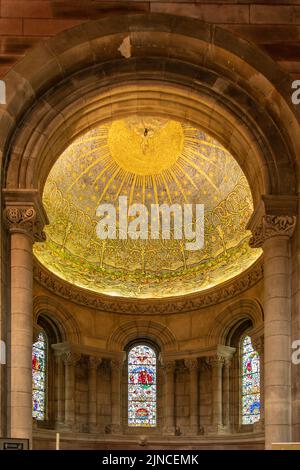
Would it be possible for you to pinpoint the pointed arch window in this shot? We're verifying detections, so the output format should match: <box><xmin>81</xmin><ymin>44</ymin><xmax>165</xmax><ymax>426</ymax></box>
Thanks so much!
<box><xmin>128</xmin><ymin>344</ymin><xmax>157</xmax><ymax>427</ymax></box>
<box><xmin>32</xmin><ymin>331</ymin><xmax>47</xmax><ymax>420</ymax></box>
<box><xmin>241</xmin><ymin>335</ymin><xmax>260</xmax><ymax>424</ymax></box>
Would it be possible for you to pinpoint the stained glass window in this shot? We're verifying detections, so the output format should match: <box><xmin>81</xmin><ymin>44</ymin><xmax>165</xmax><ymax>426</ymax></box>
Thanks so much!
<box><xmin>128</xmin><ymin>344</ymin><xmax>157</xmax><ymax>427</ymax></box>
<box><xmin>241</xmin><ymin>335</ymin><xmax>260</xmax><ymax>424</ymax></box>
<box><xmin>32</xmin><ymin>331</ymin><xmax>47</xmax><ymax>420</ymax></box>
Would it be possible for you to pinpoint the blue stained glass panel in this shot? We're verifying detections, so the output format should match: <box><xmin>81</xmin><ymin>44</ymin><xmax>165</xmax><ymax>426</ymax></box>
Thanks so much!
<box><xmin>241</xmin><ymin>335</ymin><xmax>260</xmax><ymax>425</ymax></box>
<box><xmin>128</xmin><ymin>345</ymin><xmax>156</xmax><ymax>427</ymax></box>
<box><xmin>32</xmin><ymin>331</ymin><xmax>47</xmax><ymax>420</ymax></box>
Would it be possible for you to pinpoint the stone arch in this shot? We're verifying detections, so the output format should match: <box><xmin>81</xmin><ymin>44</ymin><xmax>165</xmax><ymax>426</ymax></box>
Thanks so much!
<box><xmin>207</xmin><ymin>298</ymin><xmax>264</xmax><ymax>347</ymax></box>
<box><xmin>33</xmin><ymin>296</ymin><xmax>81</xmax><ymax>344</ymax></box>
<box><xmin>0</xmin><ymin>13</ymin><xmax>299</xmax><ymax>206</ymax></box>
<box><xmin>107</xmin><ymin>320</ymin><xmax>177</xmax><ymax>353</ymax></box>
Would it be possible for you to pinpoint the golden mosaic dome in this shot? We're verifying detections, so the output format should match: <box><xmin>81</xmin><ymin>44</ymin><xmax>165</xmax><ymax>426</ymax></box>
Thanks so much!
<box><xmin>34</xmin><ymin>116</ymin><xmax>261</xmax><ymax>298</ymax></box>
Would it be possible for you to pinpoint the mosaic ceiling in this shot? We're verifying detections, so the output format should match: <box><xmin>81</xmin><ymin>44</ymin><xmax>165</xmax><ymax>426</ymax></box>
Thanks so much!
<box><xmin>34</xmin><ymin>116</ymin><xmax>262</xmax><ymax>298</ymax></box>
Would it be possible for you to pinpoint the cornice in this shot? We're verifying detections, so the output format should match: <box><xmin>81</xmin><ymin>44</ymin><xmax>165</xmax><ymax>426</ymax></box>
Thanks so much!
<box><xmin>33</xmin><ymin>256</ymin><xmax>263</xmax><ymax>315</ymax></box>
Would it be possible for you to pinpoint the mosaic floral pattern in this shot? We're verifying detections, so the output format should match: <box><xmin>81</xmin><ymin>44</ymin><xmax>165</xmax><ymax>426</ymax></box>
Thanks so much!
<box><xmin>128</xmin><ymin>345</ymin><xmax>157</xmax><ymax>427</ymax></box>
<box><xmin>32</xmin><ymin>331</ymin><xmax>47</xmax><ymax>420</ymax></box>
<box><xmin>241</xmin><ymin>335</ymin><xmax>260</xmax><ymax>425</ymax></box>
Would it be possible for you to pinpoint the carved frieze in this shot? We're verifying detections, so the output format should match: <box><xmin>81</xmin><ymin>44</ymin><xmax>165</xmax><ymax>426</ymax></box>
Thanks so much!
<box><xmin>249</xmin><ymin>215</ymin><xmax>296</xmax><ymax>248</ymax></box>
<box><xmin>33</xmin><ymin>258</ymin><xmax>263</xmax><ymax>315</ymax></box>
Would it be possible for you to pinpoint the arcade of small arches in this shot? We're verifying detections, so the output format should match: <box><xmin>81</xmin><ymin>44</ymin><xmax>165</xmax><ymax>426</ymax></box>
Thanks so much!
<box><xmin>30</xmin><ymin>301</ymin><xmax>263</xmax><ymax>447</ymax></box>
<box><xmin>0</xmin><ymin>13</ymin><xmax>300</xmax><ymax>451</ymax></box>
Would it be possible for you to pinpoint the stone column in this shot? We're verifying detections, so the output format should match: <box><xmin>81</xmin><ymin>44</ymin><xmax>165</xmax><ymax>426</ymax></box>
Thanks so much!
<box><xmin>223</xmin><ymin>358</ymin><xmax>232</xmax><ymax>431</ymax></box>
<box><xmin>110</xmin><ymin>359</ymin><xmax>122</xmax><ymax>433</ymax></box>
<box><xmin>54</xmin><ymin>353</ymin><xmax>64</xmax><ymax>426</ymax></box>
<box><xmin>163</xmin><ymin>361</ymin><xmax>175</xmax><ymax>434</ymax></box>
<box><xmin>184</xmin><ymin>359</ymin><xmax>199</xmax><ymax>434</ymax></box>
<box><xmin>209</xmin><ymin>355</ymin><xmax>224</xmax><ymax>432</ymax></box>
<box><xmin>62</xmin><ymin>352</ymin><xmax>80</xmax><ymax>428</ymax></box>
<box><xmin>249</xmin><ymin>210</ymin><xmax>296</xmax><ymax>448</ymax></box>
<box><xmin>3</xmin><ymin>191</ymin><xmax>48</xmax><ymax>444</ymax></box>
<box><xmin>88</xmin><ymin>356</ymin><xmax>101</xmax><ymax>433</ymax></box>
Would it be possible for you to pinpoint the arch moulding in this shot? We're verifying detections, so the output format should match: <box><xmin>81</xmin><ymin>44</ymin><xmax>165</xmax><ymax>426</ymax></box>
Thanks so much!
<box><xmin>33</xmin><ymin>295</ymin><xmax>81</xmax><ymax>344</ymax></box>
<box><xmin>0</xmin><ymin>13</ymin><xmax>299</xmax><ymax>206</ymax></box>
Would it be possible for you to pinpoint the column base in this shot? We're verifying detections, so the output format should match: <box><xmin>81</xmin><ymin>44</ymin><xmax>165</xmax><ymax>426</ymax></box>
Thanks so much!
<box><xmin>110</xmin><ymin>424</ymin><xmax>122</xmax><ymax>434</ymax></box>
<box><xmin>55</xmin><ymin>421</ymin><xmax>65</xmax><ymax>430</ymax></box>
<box><xmin>162</xmin><ymin>426</ymin><xmax>175</xmax><ymax>435</ymax></box>
<box><xmin>88</xmin><ymin>424</ymin><xmax>99</xmax><ymax>434</ymax></box>
<box><xmin>253</xmin><ymin>417</ymin><xmax>264</xmax><ymax>432</ymax></box>
<box><xmin>206</xmin><ymin>424</ymin><xmax>227</xmax><ymax>435</ymax></box>
<box><xmin>60</xmin><ymin>422</ymin><xmax>79</xmax><ymax>432</ymax></box>
<box><xmin>186</xmin><ymin>425</ymin><xmax>200</xmax><ymax>436</ymax></box>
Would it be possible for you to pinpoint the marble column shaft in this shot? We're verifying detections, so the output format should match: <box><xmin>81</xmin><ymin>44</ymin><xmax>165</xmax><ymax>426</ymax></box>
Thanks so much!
<box><xmin>210</xmin><ymin>356</ymin><xmax>224</xmax><ymax>429</ymax></box>
<box><xmin>88</xmin><ymin>356</ymin><xmax>101</xmax><ymax>432</ymax></box>
<box><xmin>163</xmin><ymin>361</ymin><xmax>175</xmax><ymax>434</ymax></box>
<box><xmin>185</xmin><ymin>359</ymin><xmax>198</xmax><ymax>433</ymax></box>
<box><xmin>4</xmin><ymin>198</ymin><xmax>47</xmax><ymax>445</ymax></box>
<box><xmin>250</xmin><ymin>213</ymin><xmax>296</xmax><ymax>448</ymax></box>
<box><xmin>110</xmin><ymin>360</ymin><xmax>122</xmax><ymax>433</ymax></box>
<box><xmin>62</xmin><ymin>352</ymin><xmax>80</xmax><ymax>428</ymax></box>
<box><xmin>223</xmin><ymin>359</ymin><xmax>231</xmax><ymax>429</ymax></box>
<box><xmin>55</xmin><ymin>353</ymin><xmax>64</xmax><ymax>425</ymax></box>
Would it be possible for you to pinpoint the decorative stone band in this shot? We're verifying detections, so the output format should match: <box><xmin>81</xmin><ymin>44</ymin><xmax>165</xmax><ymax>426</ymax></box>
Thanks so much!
<box><xmin>4</xmin><ymin>206</ymin><xmax>46</xmax><ymax>242</ymax></box>
<box><xmin>249</xmin><ymin>215</ymin><xmax>296</xmax><ymax>249</ymax></box>
<box><xmin>33</xmin><ymin>258</ymin><xmax>263</xmax><ymax>315</ymax></box>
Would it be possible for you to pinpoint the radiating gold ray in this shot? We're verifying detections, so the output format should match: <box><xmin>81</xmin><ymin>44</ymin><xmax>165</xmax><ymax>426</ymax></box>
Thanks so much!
<box><xmin>161</xmin><ymin>173</ymin><xmax>173</xmax><ymax>204</ymax></box>
<box><xmin>182</xmin><ymin>148</ymin><xmax>218</xmax><ymax>167</ymax></box>
<box><xmin>67</xmin><ymin>153</ymin><xmax>111</xmax><ymax>192</ymax></box>
<box><xmin>96</xmin><ymin>166</ymin><xmax>122</xmax><ymax>206</ymax></box>
<box><xmin>168</xmin><ymin>169</ymin><xmax>188</xmax><ymax>203</ymax></box>
<box><xmin>151</xmin><ymin>175</ymin><xmax>159</xmax><ymax>206</ymax></box>
<box><xmin>173</xmin><ymin>163</ymin><xmax>198</xmax><ymax>191</ymax></box>
<box><xmin>142</xmin><ymin>176</ymin><xmax>146</xmax><ymax>206</ymax></box>
<box><xmin>185</xmin><ymin>137</ymin><xmax>228</xmax><ymax>152</ymax></box>
<box><xmin>93</xmin><ymin>160</ymin><xmax>116</xmax><ymax>186</ymax></box>
<box><xmin>180</xmin><ymin>155</ymin><xmax>219</xmax><ymax>191</ymax></box>
<box><xmin>129</xmin><ymin>174</ymin><xmax>137</xmax><ymax>207</ymax></box>
<box><xmin>114</xmin><ymin>172</ymin><xmax>127</xmax><ymax>201</ymax></box>
<box><xmin>68</xmin><ymin>146</ymin><xmax>105</xmax><ymax>163</ymax></box>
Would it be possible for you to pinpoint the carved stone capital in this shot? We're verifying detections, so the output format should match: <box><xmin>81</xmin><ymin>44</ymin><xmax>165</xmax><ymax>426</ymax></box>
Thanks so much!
<box><xmin>110</xmin><ymin>359</ymin><xmax>123</xmax><ymax>371</ymax></box>
<box><xmin>88</xmin><ymin>356</ymin><xmax>102</xmax><ymax>370</ymax></box>
<box><xmin>184</xmin><ymin>358</ymin><xmax>198</xmax><ymax>371</ymax></box>
<box><xmin>3</xmin><ymin>189</ymin><xmax>48</xmax><ymax>243</ymax></box>
<box><xmin>208</xmin><ymin>355</ymin><xmax>225</xmax><ymax>369</ymax></box>
<box><xmin>4</xmin><ymin>206</ymin><xmax>46</xmax><ymax>242</ymax></box>
<box><xmin>224</xmin><ymin>358</ymin><xmax>232</xmax><ymax>369</ymax></box>
<box><xmin>62</xmin><ymin>352</ymin><xmax>81</xmax><ymax>366</ymax></box>
<box><xmin>249</xmin><ymin>215</ymin><xmax>296</xmax><ymax>248</ymax></box>
<box><xmin>162</xmin><ymin>361</ymin><xmax>176</xmax><ymax>375</ymax></box>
